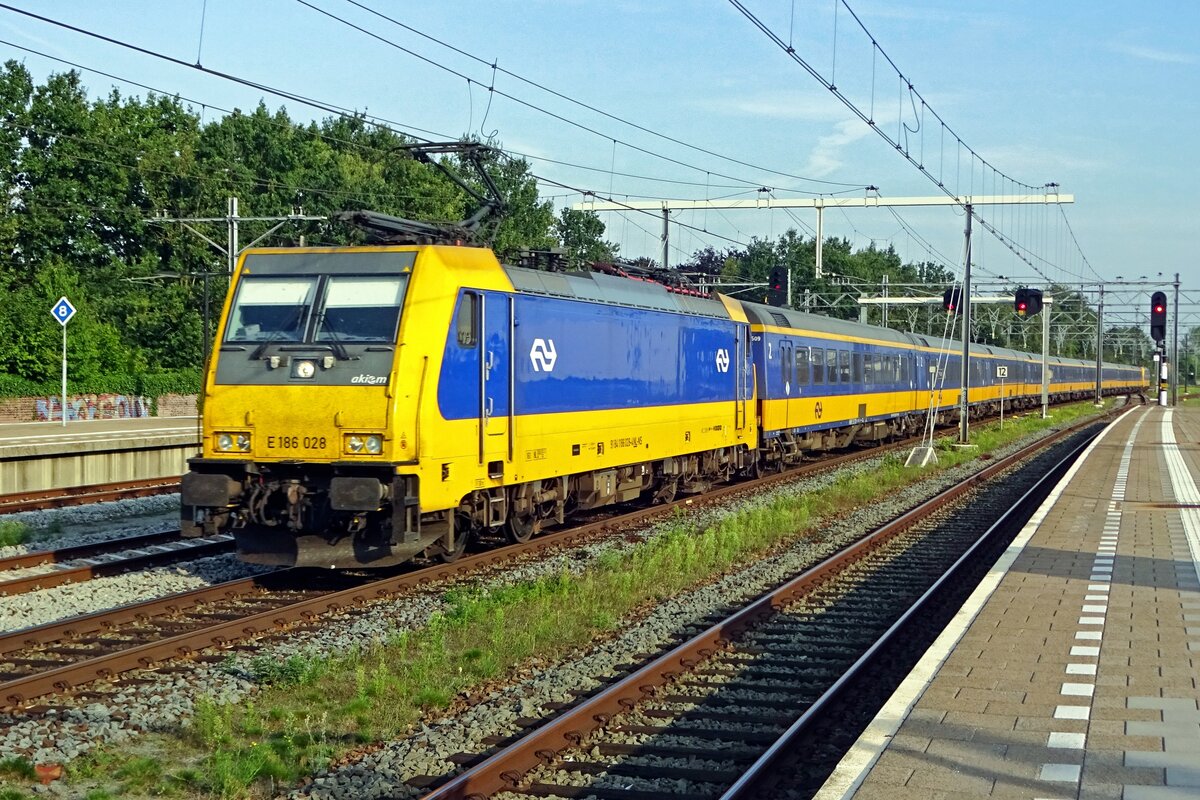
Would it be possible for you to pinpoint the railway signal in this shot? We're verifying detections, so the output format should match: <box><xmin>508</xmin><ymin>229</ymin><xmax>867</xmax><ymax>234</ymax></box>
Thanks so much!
<box><xmin>942</xmin><ymin>287</ymin><xmax>962</xmax><ymax>312</ymax></box>
<box><xmin>1014</xmin><ymin>287</ymin><xmax>1043</xmax><ymax>317</ymax></box>
<box><xmin>767</xmin><ymin>266</ymin><xmax>787</xmax><ymax>307</ymax></box>
<box><xmin>1150</xmin><ymin>291</ymin><xmax>1167</xmax><ymax>342</ymax></box>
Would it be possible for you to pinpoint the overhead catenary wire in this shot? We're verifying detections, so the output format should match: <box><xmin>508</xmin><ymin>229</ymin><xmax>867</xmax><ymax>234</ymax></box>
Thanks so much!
<box><xmin>725</xmin><ymin>0</ymin><xmax>1090</xmax><ymax>286</ymax></box>
<box><xmin>0</xmin><ymin>44</ymin><xmax>750</xmax><ymax>259</ymax></box>
<box><xmin>0</xmin><ymin>10</ymin><xmax>846</xmax><ymax>257</ymax></box>
<box><xmin>325</xmin><ymin>0</ymin><xmax>869</xmax><ymax>190</ymax></box>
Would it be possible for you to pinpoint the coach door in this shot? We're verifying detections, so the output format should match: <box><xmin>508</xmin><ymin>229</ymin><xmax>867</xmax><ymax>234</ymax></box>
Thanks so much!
<box><xmin>478</xmin><ymin>292</ymin><xmax>512</xmax><ymax>477</ymax></box>
<box><xmin>735</xmin><ymin>324</ymin><xmax>750</xmax><ymax>435</ymax></box>
<box><xmin>780</xmin><ymin>339</ymin><xmax>793</xmax><ymax>429</ymax></box>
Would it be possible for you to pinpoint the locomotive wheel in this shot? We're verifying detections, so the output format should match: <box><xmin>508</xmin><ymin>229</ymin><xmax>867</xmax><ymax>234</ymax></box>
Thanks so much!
<box><xmin>505</xmin><ymin>510</ymin><xmax>537</xmax><ymax>544</ymax></box>
<box><xmin>441</xmin><ymin>514</ymin><xmax>472</xmax><ymax>563</ymax></box>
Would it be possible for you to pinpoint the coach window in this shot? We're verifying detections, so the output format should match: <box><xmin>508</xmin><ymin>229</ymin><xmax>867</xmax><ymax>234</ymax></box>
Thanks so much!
<box><xmin>853</xmin><ymin>352</ymin><xmax>864</xmax><ymax>384</ymax></box>
<box><xmin>455</xmin><ymin>292</ymin><xmax>478</xmax><ymax>347</ymax></box>
<box><xmin>812</xmin><ymin>347</ymin><xmax>825</xmax><ymax>384</ymax></box>
<box><xmin>826</xmin><ymin>348</ymin><xmax>839</xmax><ymax>385</ymax></box>
<box><xmin>796</xmin><ymin>347</ymin><xmax>810</xmax><ymax>385</ymax></box>
<box><xmin>863</xmin><ymin>354</ymin><xmax>874</xmax><ymax>385</ymax></box>
<box><xmin>839</xmin><ymin>350</ymin><xmax>851</xmax><ymax>384</ymax></box>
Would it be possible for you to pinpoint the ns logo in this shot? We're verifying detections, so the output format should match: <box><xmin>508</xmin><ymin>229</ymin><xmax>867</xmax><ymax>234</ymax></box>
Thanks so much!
<box><xmin>530</xmin><ymin>338</ymin><xmax>558</xmax><ymax>372</ymax></box>
<box><xmin>715</xmin><ymin>348</ymin><xmax>731</xmax><ymax>373</ymax></box>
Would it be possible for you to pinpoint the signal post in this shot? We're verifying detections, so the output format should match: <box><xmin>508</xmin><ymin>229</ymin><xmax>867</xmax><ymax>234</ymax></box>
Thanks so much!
<box><xmin>1151</xmin><ymin>290</ymin><xmax>1168</xmax><ymax>406</ymax></box>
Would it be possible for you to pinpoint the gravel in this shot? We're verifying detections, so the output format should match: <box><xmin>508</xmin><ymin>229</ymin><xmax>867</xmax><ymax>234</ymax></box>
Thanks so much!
<box><xmin>0</xmin><ymin>416</ymin><xmax>1101</xmax><ymax>799</ymax></box>
<box><xmin>0</xmin><ymin>494</ymin><xmax>181</xmax><ymax>559</ymax></box>
<box><xmin>0</xmin><ymin>552</ymin><xmax>269</xmax><ymax>632</ymax></box>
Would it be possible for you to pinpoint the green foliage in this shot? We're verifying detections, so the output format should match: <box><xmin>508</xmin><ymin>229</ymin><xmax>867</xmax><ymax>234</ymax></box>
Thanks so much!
<box><xmin>0</xmin><ymin>756</ymin><xmax>35</xmax><ymax>779</ymax></box>
<box><xmin>247</xmin><ymin>653</ymin><xmax>322</xmax><ymax>687</ymax></box>
<box><xmin>0</xmin><ymin>369</ymin><xmax>199</xmax><ymax>399</ymax></box>
<box><xmin>0</xmin><ymin>64</ymin><xmax>570</xmax><ymax>386</ymax></box>
<box><xmin>555</xmin><ymin>207</ymin><xmax>618</xmax><ymax>268</ymax></box>
<box><xmin>0</xmin><ymin>520</ymin><xmax>29</xmax><ymax>547</ymax></box>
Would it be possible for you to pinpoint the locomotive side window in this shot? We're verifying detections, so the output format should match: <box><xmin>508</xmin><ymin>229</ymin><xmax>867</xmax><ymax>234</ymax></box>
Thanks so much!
<box><xmin>796</xmin><ymin>347</ymin><xmax>810</xmax><ymax>385</ymax></box>
<box><xmin>812</xmin><ymin>347</ymin><xmax>825</xmax><ymax>384</ymax></box>
<box><xmin>225</xmin><ymin>277</ymin><xmax>317</xmax><ymax>342</ymax></box>
<box><xmin>456</xmin><ymin>292</ymin><xmax>478</xmax><ymax>347</ymax></box>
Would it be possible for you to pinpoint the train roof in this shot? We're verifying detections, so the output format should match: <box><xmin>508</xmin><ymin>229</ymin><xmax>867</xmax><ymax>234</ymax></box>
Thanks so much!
<box><xmin>503</xmin><ymin>264</ymin><xmax>731</xmax><ymax>319</ymax></box>
<box><xmin>740</xmin><ymin>301</ymin><xmax>916</xmax><ymax>346</ymax></box>
<box><xmin>741</xmin><ymin>300</ymin><xmax>1139</xmax><ymax>371</ymax></box>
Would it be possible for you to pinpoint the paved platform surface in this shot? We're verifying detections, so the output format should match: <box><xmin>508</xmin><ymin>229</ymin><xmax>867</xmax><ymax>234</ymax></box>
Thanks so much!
<box><xmin>817</xmin><ymin>403</ymin><xmax>1200</xmax><ymax>800</ymax></box>
<box><xmin>0</xmin><ymin>417</ymin><xmax>199</xmax><ymax>458</ymax></box>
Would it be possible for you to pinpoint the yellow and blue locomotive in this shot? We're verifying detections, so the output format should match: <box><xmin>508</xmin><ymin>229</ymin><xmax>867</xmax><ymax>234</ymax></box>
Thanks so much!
<box><xmin>180</xmin><ymin>151</ymin><xmax>1143</xmax><ymax>569</ymax></box>
<box><xmin>181</xmin><ymin>242</ymin><xmax>757</xmax><ymax>567</ymax></box>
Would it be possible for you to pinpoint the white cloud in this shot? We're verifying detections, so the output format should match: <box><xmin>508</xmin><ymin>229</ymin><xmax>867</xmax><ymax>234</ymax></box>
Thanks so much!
<box><xmin>982</xmin><ymin>144</ymin><xmax>1104</xmax><ymax>176</ymax></box>
<box><xmin>801</xmin><ymin>119</ymin><xmax>872</xmax><ymax>177</ymax></box>
<box><xmin>693</xmin><ymin>89</ymin><xmax>849</xmax><ymax>122</ymax></box>
<box><xmin>1108</xmin><ymin>43</ymin><xmax>1196</xmax><ymax>65</ymax></box>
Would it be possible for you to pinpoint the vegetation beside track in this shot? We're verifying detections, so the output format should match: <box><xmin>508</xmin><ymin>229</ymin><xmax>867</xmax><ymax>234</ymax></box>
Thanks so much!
<box><xmin>14</xmin><ymin>400</ymin><xmax>1113</xmax><ymax>799</ymax></box>
<box><xmin>0</xmin><ymin>521</ymin><xmax>29</xmax><ymax>548</ymax></box>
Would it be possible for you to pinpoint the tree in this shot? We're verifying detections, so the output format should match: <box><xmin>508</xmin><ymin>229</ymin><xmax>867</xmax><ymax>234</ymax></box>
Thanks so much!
<box><xmin>555</xmin><ymin>208</ymin><xmax>617</xmax><ymax>269</ymax></box>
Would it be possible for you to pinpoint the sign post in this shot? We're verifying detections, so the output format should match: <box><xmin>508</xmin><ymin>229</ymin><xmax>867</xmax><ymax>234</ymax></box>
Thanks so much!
<box><xmin>50</xmin><ymin>296</ymin><xmax>76</xmax><ymax>427</ymax></box>
<box><xmin>997</xmin><ymin>365</ymin><xmax>1008</xmax><ymax>429</ymax></box>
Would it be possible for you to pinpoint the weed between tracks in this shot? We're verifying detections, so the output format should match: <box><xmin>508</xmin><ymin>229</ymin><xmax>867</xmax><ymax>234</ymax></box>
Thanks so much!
<box><xmin>0</xmin><ymin>520</ymin><xmax>29</xmax><ymax>548</ymax></box>
<box><xmin>34</xmin><ymin>401</ymin><xmax>1106</xmax><ymax>799</ymax></box>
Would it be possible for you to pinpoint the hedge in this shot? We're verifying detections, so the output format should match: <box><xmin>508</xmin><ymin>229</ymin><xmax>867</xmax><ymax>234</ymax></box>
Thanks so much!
<box><xmin>0</xmin><ymin>369</ymin><xmax>202</xmax><ymax>399</ymax></box>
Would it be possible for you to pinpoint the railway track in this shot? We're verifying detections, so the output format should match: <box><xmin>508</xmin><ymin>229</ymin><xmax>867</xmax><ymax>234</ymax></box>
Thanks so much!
<box><xmin>0</xmin><ymin>431</ymin><xmax>942</xmax><ymax>709</ymax></box>
<box><xmin>0</xmin><ymin>403</ymin><xmax>1122</xmax><ymax>712</ymax></box>
<box><xmin>413</xmin><ymin>414</ymin><xmax>1114</xmax><ymax>799</ymax></box>
<box><xmin>0</xmin><ymin>477</ymin><xmax>181</xmax><ymax>515</ymax></box>
<box><xmin>0</xmin><ymin>531</ymin><xmax>233</xmax><ymax>597</ymax></box>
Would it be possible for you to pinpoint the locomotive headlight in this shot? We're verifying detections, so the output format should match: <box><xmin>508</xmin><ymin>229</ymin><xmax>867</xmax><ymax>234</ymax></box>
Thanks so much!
<box><xmin>293</xmin><ymin>359</ymin><xmax>317</xmax><ymax>379</ymax></box>
<box><xmin>215</xmin><ymin>432</ymin><xmax>251</xmax><ymax>452</ymax></box>
<box><xmin>344</xmin><ymin>433</ymin><xmax>384</xmax><ymax>455</ymax></box>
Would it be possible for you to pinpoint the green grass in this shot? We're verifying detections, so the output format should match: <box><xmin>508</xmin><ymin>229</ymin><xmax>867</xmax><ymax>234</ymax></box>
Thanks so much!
<box><xmin>51</xmin><ymin>400</ymin><xmax>1107</xmax><ymax>798</ymax></box>
<box><xmin>0</xmin><ymin>520</ymin><xmax>29</xmax><ymax>548</ymax></box>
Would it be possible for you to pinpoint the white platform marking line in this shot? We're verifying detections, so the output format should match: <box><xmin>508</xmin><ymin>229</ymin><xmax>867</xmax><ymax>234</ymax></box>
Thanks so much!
<box><xmin>1161</xmin><ymin>409</ymin><xmax>1200</xmax><ymax>586</ymax></box>
<box><xmin>1047</xmin><ymin>408</ymin><xmax>1146</xmax><ymax>792</ymax></box>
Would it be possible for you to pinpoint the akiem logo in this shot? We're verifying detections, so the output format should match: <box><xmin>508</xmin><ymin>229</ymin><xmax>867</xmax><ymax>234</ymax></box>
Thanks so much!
<box><xmin>351</xmin><ymin>374</ymin><xmax>389</xmax><ymax>385</ymax></box>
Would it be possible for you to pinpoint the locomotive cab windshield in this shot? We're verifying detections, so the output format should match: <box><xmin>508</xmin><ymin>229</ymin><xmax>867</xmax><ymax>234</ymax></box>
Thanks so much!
<box><xmin>225</xmin><ymin>273</ymin><xmax>408</xmax><ymax>349</ymax></box>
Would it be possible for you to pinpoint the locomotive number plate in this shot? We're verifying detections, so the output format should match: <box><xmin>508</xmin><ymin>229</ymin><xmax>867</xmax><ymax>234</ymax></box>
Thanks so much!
<box><xmin>266</xmin><ymin>434</ymin><xmax>329</xmax><ymax>452</ymax></box>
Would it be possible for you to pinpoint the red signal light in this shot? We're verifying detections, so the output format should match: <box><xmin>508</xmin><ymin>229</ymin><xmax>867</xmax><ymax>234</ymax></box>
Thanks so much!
<box><xmin>1154</xmin><ymin>304</ymin><xmax>1165</xmax><ymax>313</ymax></box>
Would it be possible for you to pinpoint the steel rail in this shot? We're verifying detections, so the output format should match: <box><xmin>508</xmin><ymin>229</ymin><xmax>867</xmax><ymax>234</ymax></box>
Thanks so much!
<box><xmin>0</xmin><ymin>536</ymin><xmax>233</xmax><ymax>597</ymax></box>
<box><xmin>0</xmin><ymin>478</ymin><xmax>181</xmax><ymax>515</ymax></box>
<box><xmin>0</xmin><ymin>574</ymin><xmax>266</xmax><ymax>657</ymax></box>
<box><xmin>0</xmin><ymin>530</ymin><xmax>187</xmax><ymax>572</ymax></box>
<box><xmin>0</xmin><ymin>401</ymin><xmax>1124</xmax><ymax>709</ymax></box>
<box><xmin>0</xmin><ymin>434</ymin><xmax>920</xmax><ymax>708</ymax></box>
<box><xmin>418</xmin><ymin>406</ymin><xmax>1124</xmax><ymax>799</ymax></box>
<box><xmin>718</xmin><ymin>416</ymin><xmax>1116</xmax><ymax>798</ymax></box>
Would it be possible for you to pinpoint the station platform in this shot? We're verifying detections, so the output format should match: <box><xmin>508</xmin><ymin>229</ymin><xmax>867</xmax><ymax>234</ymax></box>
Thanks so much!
<box><xmin>0</xmin><ymin>417</ymin><xmax>199</xmax><ymax>494</ymax></box>
<box><xmin>817</xmin><ymin>403</ymin><xmax>1200</xmax><ymax>800</ymax></box>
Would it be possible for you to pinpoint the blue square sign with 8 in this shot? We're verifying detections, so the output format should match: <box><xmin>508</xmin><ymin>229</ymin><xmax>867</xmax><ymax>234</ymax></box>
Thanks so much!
<box><xmin>51</xmin><ymin>296</ymin><xmax>76</xmax><ymax>326</ymax></box>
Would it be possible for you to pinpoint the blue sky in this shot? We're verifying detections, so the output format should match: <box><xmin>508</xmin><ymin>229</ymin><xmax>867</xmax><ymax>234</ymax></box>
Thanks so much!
<box><xmin>0</xmin><ymin>0</ymin><xmax>1196</xmax><ymax>305</ymax></box>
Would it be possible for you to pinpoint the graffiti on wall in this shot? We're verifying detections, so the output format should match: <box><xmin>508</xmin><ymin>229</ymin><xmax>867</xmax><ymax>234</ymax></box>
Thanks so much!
<box><xmin>35</xmin><ymin>394</ymin><xmax>151</xmax><ymax>421</ymax></box>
